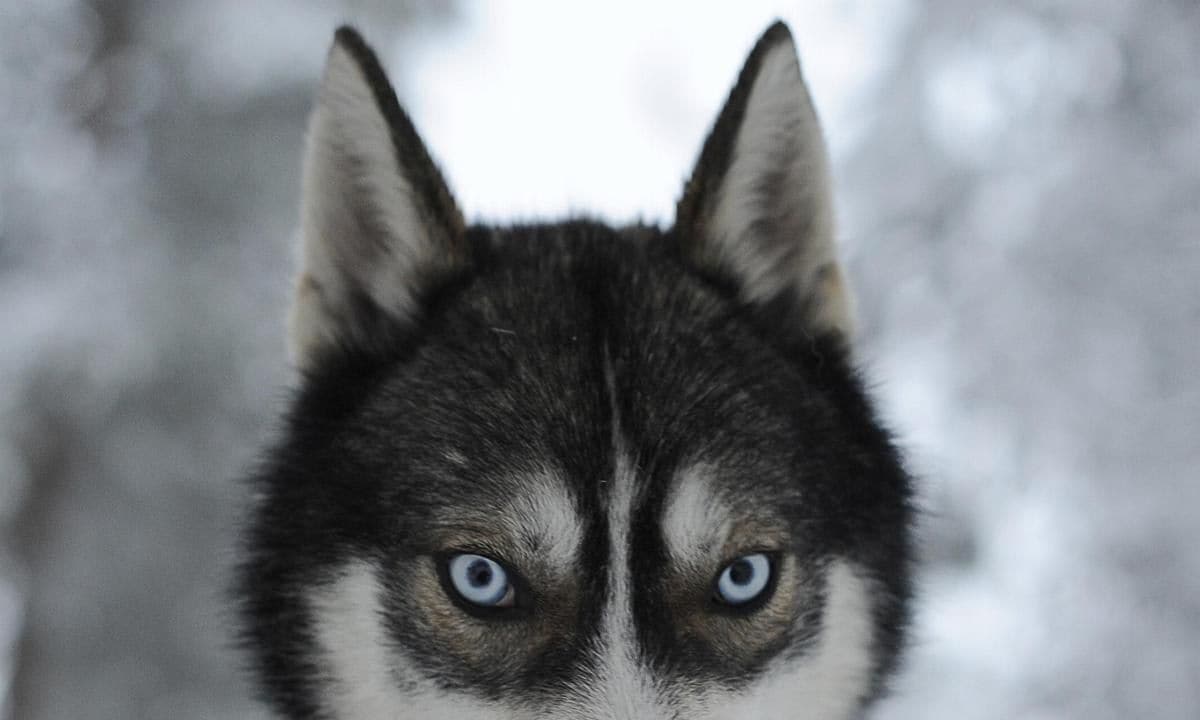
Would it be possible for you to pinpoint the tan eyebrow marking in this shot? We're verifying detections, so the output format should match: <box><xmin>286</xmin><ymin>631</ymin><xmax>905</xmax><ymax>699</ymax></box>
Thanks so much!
<box><xmin>429</xmin><ymin>467</ymin><xmax>583</xmax><ymax>573</ymax></box>
<box><xmin>662</xmin><ymin>463</ymin><xmax>733</xmax><ymax>567</ymax></box>
<box><xmin>663</xmin><ymin>463</ymin><xmax>793</xmax><ymax>569</ymax></box>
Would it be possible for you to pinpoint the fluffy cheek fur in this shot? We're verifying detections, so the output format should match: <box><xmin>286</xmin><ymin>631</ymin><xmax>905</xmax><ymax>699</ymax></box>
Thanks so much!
<box><xmin>692</xmin><ymin>562</ymin><xmax>879</xmax><ymax>720</ymax></box>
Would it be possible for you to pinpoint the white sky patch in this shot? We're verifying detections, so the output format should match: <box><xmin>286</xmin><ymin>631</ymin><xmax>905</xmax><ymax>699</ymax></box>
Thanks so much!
<box><xmin>395</xmin><ymin>0</ymin><xmax>913</xmax><ymax>223</ymax></box>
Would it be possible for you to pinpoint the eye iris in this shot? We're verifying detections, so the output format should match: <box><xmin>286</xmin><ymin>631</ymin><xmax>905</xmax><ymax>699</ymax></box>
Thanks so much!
<box><xmin>716</xmin><ymin>553</ymin><xmax>772</xmax><ymax>606</ymax></box>
<box><xmin>447</xmin><ymin>553</ymin><xmax>511</xmax><ymax>607</ymax></box>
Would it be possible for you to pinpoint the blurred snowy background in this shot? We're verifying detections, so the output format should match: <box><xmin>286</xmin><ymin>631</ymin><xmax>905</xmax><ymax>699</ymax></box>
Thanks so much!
<box><xmin>1</xmin><ymin>0</ymin><xmax>1197</xmax><ymax>718</ymax></box>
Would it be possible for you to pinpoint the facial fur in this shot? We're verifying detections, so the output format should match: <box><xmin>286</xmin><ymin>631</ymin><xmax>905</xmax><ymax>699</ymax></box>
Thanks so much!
<box><xmin>236</xmin><ymin>21</ymin><xmax>913</xmax><ymax>720</ymax></box>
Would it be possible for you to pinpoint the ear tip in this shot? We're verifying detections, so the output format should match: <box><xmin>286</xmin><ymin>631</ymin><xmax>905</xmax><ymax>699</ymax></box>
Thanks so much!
<box><xmin>759</xmin><ymin>20</ymin><xmax>797</xmax><ymax>51</ymax></box>
<box><xmin>332</xmin><ymin>25</ymin><xmax>367</xmax><ymax>51</ymax></box>
<box><xmin>744</xmin><ymin>21</ymin><xmax>801</xmax><ymax>81</ymax></box>
<box><xmin>328</xmin><ymin>25</ymin><xmax>379</xmax><ymax>73</ymax></box>
<box><xmin>323</xmin><ymin>25</ymin><xmax>389</xmax><ymax>95</ymax></box>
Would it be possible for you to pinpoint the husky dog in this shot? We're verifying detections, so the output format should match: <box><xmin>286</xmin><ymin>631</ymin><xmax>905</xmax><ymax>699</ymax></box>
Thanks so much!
<box><xmin>236</xmin><ymin>21</ymin><xmax>912</xmax><ymax>720</ymax></box>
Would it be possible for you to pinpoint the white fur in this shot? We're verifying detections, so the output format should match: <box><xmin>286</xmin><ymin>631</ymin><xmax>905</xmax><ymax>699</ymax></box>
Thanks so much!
<box><xmin>576</xmin><ymin>356</ymin><xmax>666</xmax><ymax>718</ymax></box>
<box><xmin>705</xmin><ymin>38</ymin><xmax>853</xmax><ymax>336</ymax></box>
<box><xmin>310</xmin><ymin>562</ymin><xmax>400</xmax><ymax>718</ymax></box>
<box><xmin>290</xmin><ymin>39</ymin><xmax>443</xmax><ymax>368</ymax></box>
<box><xmin>504</xmin><ymin>470</ymin><xmax>583</xmax><ymax>572</ymax></box>
<box><xmin>661</xmin><ymin>463</ymin><xmax>731</xmax><ymax>567</ymax></box>
<box><xmin>579</xmin><ymin>446</ymin><xmax>663</xmax><ymax>719</ymax></box>
<box><xmin>312</xmin><ymin>561</ymin><xmax>511</xmax><ymax>720</ymax></box>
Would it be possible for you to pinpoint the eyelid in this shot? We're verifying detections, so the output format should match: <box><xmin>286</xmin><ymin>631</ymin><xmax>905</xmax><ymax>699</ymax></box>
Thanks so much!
<box><xmin>716</xmin><ymin>546</ymin><xmax>783</xmax><ymax>566</ymax></box>
<box><xmin>494</xmin><ymin>583</ymin><xmax>516</xmax><ymax>608</ymax></box>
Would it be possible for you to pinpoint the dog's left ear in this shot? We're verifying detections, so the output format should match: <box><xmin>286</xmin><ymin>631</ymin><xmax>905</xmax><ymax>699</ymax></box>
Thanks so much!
<box><xmin>676</xmin><ymin>22</ymin><xmax>853</xmax><ymax>340</ymax></box>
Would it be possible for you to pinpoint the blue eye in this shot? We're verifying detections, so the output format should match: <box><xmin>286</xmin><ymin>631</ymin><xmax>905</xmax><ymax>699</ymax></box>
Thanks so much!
<box><xmin>715</xmin><ymin>553</ymin><xmax>773</xmax><ymax>606</ymax></box>
<box><xmin>447</xmin><ymin>554</ymin><xmax>514</xmax><ymax>607</ymax></box>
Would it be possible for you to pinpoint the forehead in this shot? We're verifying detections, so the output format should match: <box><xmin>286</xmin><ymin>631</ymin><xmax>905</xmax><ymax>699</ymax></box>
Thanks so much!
<box><xmin>357</xmin><ymin>223</ymin><xmax>844</xmax><ymax>520</ymax></box>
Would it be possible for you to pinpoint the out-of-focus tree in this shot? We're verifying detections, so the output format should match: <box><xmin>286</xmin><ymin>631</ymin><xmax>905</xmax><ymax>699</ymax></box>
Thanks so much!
<box><xmin>0</xmin><ymin>2</ymin><xmax>457</xmax><ymax>718</ymax></box>
<box><xmin>850</xmin><ymin>1</ymin><xmax>1200</xmax><ymax>717</ymax></box>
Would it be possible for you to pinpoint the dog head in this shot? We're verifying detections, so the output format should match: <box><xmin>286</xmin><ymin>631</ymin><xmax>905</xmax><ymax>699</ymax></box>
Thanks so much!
<box><xmin>237</xmin><ymin>22</ymin><xmax>912</xmax><ymax>720</ymax></box>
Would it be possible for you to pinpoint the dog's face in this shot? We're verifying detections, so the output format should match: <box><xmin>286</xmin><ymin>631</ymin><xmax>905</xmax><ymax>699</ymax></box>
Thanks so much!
<box><xmin>238</xmin><ymin>23</ymin><xmax>912</xmax><ymax>720</ymax></box>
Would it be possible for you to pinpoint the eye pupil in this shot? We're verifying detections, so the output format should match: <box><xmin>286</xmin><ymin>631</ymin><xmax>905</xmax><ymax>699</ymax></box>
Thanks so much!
<box><xmin>729</xmin><ymin>559</ymin><xmax>754</xmax><ymax>585</ymax></box>
<box><xmin>467</xmin><ymin>559</ymin><xmax>493</xmax><ymax>587</ymax></box>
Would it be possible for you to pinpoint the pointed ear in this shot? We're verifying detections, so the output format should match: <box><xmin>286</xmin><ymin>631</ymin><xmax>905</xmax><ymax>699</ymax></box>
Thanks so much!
<box><xmin>675</xmin><ymin>22</ymin><xmax>853</xmax><ymax>340</ymax></box>
<box><xmin>289</xmin><ymin>26</ymin><xmax>466</xmax><ymax>370</ymax></box>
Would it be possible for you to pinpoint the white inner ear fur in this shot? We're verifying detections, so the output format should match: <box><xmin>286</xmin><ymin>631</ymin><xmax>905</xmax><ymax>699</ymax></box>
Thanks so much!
<box><xmin>289</xmin><ymin>41</ymin><xmax>437</xmax><ymax>368</ymax></box>
<box><xmin>708</xmin><ymin>41</ymin><xmax>854</xmax><ymax>337</ymax></box>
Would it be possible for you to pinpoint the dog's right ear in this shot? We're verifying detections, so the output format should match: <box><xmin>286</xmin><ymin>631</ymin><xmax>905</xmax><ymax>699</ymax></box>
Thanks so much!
<box><xmin>289</xmin><ymin>26</ymin><xmax>466</xmax><ymax>371</ymax></box>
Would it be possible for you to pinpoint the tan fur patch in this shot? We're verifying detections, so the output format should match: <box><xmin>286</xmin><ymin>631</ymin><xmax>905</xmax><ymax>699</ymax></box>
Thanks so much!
<box><xmin>409</xmin><ymin>471</ymin><xmax>583</xmax><ymax>672</ymax></box>
<box><xmin>809</xmin><ymin>262</ymin><xmax>855</xmax><ymax>338</ymax></box>
<box><xmin>665</xmin><ymin>521</ymin><xmax>801</xmax><ymax>664</ymax></box>
<box><xmin>409</xmin><ymin>548</ymin><xmax>579</xmax><ymax>672</ymax></box>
